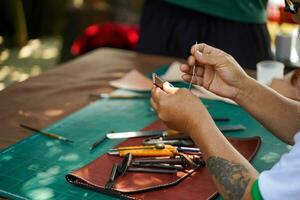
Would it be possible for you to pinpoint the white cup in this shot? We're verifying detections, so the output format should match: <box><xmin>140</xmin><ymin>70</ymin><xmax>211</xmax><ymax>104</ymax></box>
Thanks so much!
<box><xmin>256</xmin><ymin>61</ymin><xmax>285</xmax><ymax>85</ymax></box>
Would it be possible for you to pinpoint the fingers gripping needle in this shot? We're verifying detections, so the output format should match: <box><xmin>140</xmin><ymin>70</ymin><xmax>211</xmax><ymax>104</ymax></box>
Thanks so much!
<box><xmin>188</xmin><ymin>64</ymin><xmax>196</xmax><ymax>90</ymax></box>
<box><xmin>188</xmin><ymin>42</ymin><xmax>198</xmax><ymax>90</ymax></box>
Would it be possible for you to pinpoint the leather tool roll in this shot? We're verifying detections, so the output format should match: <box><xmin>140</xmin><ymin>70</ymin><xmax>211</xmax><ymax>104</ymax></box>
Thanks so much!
<box><xmin>66</xmin><ymin>120</ymin><xmax>261</xmax><ymax>200</ymax></box>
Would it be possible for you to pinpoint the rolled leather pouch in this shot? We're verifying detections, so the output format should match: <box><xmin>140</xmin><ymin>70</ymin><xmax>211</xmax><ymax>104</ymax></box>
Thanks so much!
<box><xmin>66</xmin><ymin>120</ymin><xmax>261</xmax><ymax>200</ymax></box>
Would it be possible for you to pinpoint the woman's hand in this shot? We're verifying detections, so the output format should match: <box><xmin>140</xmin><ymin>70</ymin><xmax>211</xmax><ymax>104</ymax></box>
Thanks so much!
<box><xmin>150</xmin><ymin>82</ymin><xmax>211</xmax><ymax>133</ymax></box>
<box><xmin>180</xmin><ymin>43</ymin><xmax>250</xmax><ymax>100</ymax></box>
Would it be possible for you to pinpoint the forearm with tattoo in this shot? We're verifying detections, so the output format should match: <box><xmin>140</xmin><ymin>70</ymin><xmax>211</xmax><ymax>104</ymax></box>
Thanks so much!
<box><xmin>206</xmin><ymin>156</ymin><xmax>251</xmax><ymax>200</ymax></box>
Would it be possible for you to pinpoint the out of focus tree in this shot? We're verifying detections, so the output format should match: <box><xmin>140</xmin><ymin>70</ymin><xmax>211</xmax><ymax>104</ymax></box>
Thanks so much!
<box><xmin>0</xmin><ymin>0</ymin><xmax>27</xmax><ymax>47</ymax></box>
<box><xmin>0</xmin><ymin>0</ymin><xmax>68</xmax><ymax>47</ymax></box>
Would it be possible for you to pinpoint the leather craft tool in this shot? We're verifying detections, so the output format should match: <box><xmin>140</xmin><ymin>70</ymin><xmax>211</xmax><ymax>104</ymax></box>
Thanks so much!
<box><xmin>219</xmin><ymin>125</ymin><xmax>246</xmax><ymax>132</ymax></box>
<box><xmin>177</xmin><ymin>146</ymin><xmax>200</xmax><ymax>153</ymax></box>
<box><xmin>20</xmin><ymin>124</ymin><xmax>74</xmax><ymax>143</ymax></box>
<box><xmin>142</xmin><ymin>137</ymin><xmax>194</xmax><ymax>146</ymax></box>
<box><xmin>152</xmin><ymin>73</ymin><xmax>166</xmax><ymax>90</ymax></box>
<box><xmin>111</xmin><ymin>143</ymin><xmax>166</xmax><ymax>151</ymax></box>
<box><xmin>118</xmin><ymin>153</ymin><xmax>133</xmax><ymax>176</ymax></box>
<box><xmin>89</xmin><ymin>93</ymin><xmax>150</xmax><ymax>99</ymax></box>
<box><xmin>132</xmin><ymin>163</ymin><xmax>184</xmax><ymax>171</ymax></box>
<box><xmin>212</xmin><ymin>117</ymin><xmax>231</xmax><ymax>122</ymax></box>
<box><xmin>108</xmin><ymin>144</ymin><xmax>178</xmax><ymax>157</ymax></box>
<box><xmin>106</xmin><ymin>125</ymin><xmax>246</xmax><ymax>139</ymax></box>
<box><xmin>105</xmin><ymin>164</ymin><xmax>119</xmax><ymax>189</ymax></box>
<box><xmin>127</xmin><ymin>167</ymin><xmax>177</xmax><ymax>174</ymax></box>
<box><xmin>89</xmin><ymin>135</ymin><xmax>107</xmax><ymax>151</ymax></box>
<box><xmin>106</xmin><ymin>130</ymin><xmax>178</xmax><ymax>139</ymax></box>
<box><xmin>133</xmin><ymin>158</ymin><xmax>185</xmax><ymax>165</ymax></box>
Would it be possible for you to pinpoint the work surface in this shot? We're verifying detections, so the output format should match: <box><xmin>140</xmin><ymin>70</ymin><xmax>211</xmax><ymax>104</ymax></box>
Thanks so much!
<box><xmin>0</xmin><ymin>48</ymin><xmax>289</xmax><ymax>199</ymax></box>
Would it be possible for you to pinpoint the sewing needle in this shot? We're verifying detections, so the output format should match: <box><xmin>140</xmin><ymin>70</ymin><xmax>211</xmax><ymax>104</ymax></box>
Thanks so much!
<box><xmin>189</xmin><ymin>42</ymin><xmax>198</xmax><ymax>90</ymax></box>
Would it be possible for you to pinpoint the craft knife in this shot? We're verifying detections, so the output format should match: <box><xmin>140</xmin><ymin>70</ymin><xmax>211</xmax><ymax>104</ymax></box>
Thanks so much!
<box><xmin>106</xmin><ymin>125</ymin><xmax>246</xmax><ymax>139</ymax></box>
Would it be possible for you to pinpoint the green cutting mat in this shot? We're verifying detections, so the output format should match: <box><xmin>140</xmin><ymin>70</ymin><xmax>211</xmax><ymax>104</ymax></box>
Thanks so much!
<box><xmin>0</xmin><ymin>67</ymin><xmax>291</xmax><ymax>200</ymax></box>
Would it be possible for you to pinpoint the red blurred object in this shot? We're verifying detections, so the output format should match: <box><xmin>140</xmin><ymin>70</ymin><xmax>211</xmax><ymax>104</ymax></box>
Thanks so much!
<box><xmin>279</xmin><ymin>6</ymin><xmax>297</xmax><ymax>24</ymax></box>
<box><xmin>267</xmin><ymin>3</ymin><xmax>297</xmax><ymax>24</ymax></box>
<box><xmin>71</xmin><ymin>23</ymin><xmax>139</xmax><ymax>56</ymax></box>
<box><xmin>267</xmin><ymin>3</ymin><xmax>281</xmax><ymax>22</ymax></box>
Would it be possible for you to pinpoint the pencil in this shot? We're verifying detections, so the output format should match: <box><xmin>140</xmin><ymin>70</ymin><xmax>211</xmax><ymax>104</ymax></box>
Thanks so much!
<box><xmin>20</xmin><ymin>124</ymin><xmax>74</xmax><ymax>143</ymax></box>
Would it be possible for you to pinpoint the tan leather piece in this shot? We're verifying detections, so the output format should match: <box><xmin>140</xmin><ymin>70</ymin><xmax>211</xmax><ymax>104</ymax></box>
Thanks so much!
<box><xmin>67</xmin><ymin>120</ymin><xmax>261</xmax><ymax>200</ymax></box>
<box><xmin>109</xmin><ymin>69</ymin><xmax>153</xmax><ymax>91</ymax></box>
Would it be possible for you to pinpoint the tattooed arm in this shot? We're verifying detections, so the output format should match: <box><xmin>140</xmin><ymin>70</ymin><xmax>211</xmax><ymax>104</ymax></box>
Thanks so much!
<box><xmin>206</xmin><ymin>157</ymin><xmax>251</xmax><ymax>200</ymax></box>
<box><xmin>189</xmin><ymin>115</ymin><xmax>258</xmax><ymax>200</ymax></box>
